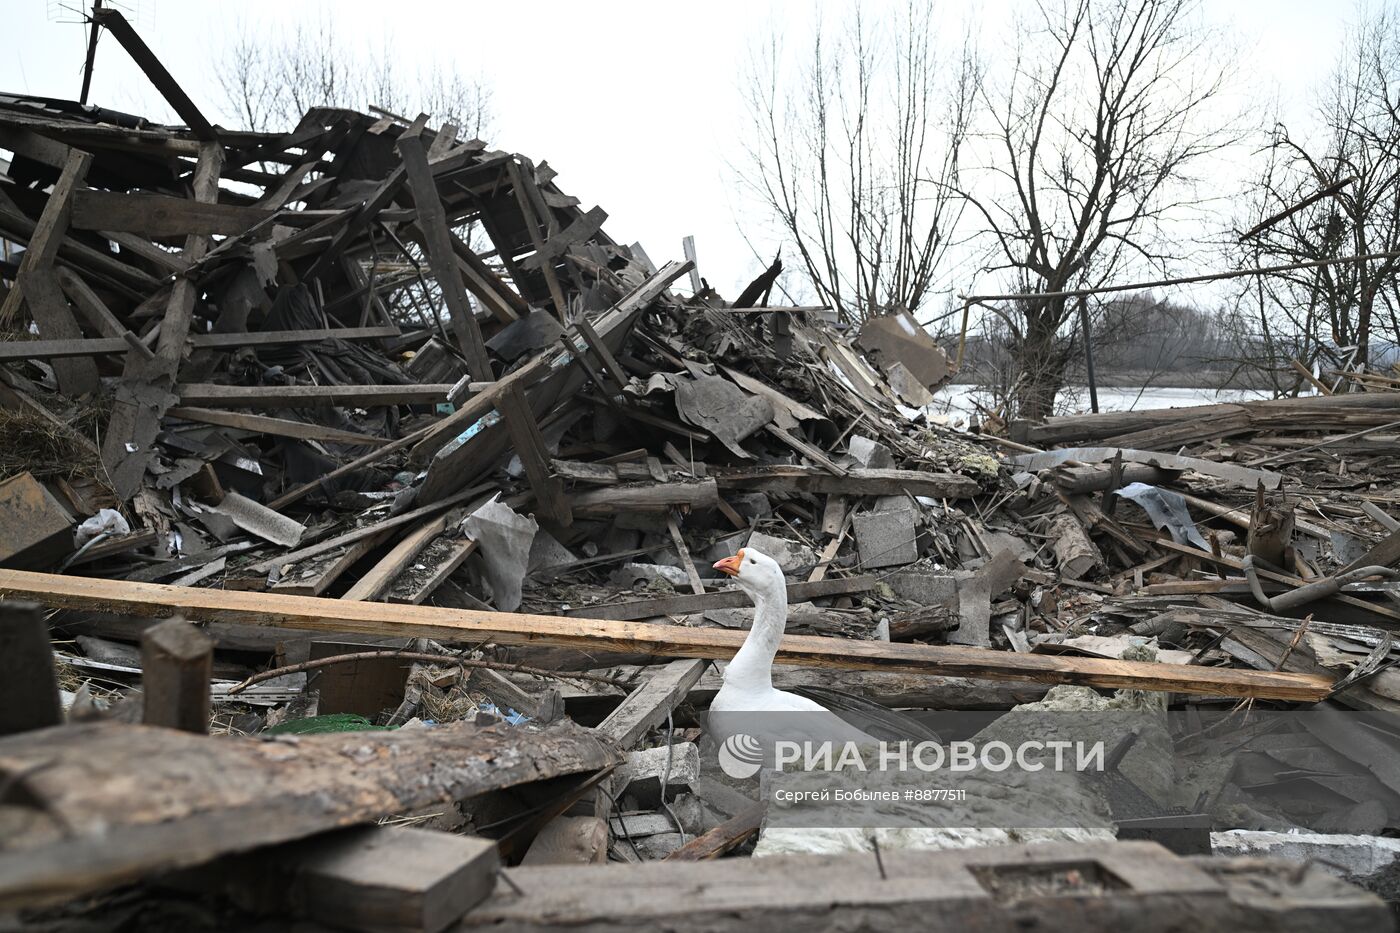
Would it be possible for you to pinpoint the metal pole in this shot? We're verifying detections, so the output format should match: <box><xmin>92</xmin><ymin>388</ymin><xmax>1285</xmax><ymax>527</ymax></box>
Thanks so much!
<box><xmin>1077</xmin><ymin>296</ymin><xmax>1099</xmax><ymax>414</ymax></box>
<box><xmin>79</xmin><ymin>0</ymin><xmax>104</xmax><ymax>106</ymax></box>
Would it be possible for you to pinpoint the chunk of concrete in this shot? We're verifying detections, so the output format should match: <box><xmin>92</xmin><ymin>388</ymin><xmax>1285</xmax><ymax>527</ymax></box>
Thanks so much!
<box><xmin>1211</xmin><ymin>830</ymin><xmax>1400</xmax><ymax>882</ymax></box>
<box><xmin>847</xmin><ymin>435</ymin><xmax>895</xmax><ymax>470</ymax></box>
<box><xmin>726</xmin><ymin>492</ymin><xmax>771</xmax><ymax>522</ymax></box>
<box><xmin>617</xmin><ymin>742</ymin><xmax>701</xmax><ymax>807</ymax></box>
<box><xmin>609</xmin><ymin>563</ymin><xmax>691</xmax><ymax>589</ymax></box>
<box><xmin>887</xmin><ymin>571</ymin><xmax>959</xmax><ymax>608</ymax></box>
<box><xmin>745</xmin><ymin>531</ymin><xmax>816</xmax><ymax>575</ymax></box>
<box><xmin>852</xmin><ymin>500</ymin><xmax>919</xmax><ymax>569</ymax></box>
<box><xmin>946</xmin><ymin>570</ymin><xmax>990</xmax><ymax>647</ymax></box>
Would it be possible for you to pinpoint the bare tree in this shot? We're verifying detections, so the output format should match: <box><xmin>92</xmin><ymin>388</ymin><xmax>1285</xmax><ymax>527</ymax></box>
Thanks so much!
<box><xmin>739</xmin><ymin>0</ymin><xmax>976</xmax><ymax>324</ymax></box>
<box><xmin>960</xmin><ymin>0</ymin><xmax>1235</xmax><ymax>418</ymax></box>
<box><xmin>217</xmin><ymin>16</ymin><xmax>492</xmax><ymax>139</ymax></box>
<box><xmin>1230</xmin><ymin>6</ymin><xmax>1400</xmax><ymax>381</ymax></box>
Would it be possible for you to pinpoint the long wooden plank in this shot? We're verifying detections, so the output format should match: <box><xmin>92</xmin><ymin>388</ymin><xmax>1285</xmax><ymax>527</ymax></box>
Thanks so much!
<box><xmin>166</xmin><ymin>407</ymin><xmax>392</xmax><ymax>447</ymax></box>
<box><xmin>663</xmin><ymin>802</ymin><xmax>764</xmax><ymax>861</ymax></box>
<box><xmin>176</xmin><ymin>383</ymin><xmax>455</xmax><ymax>408</ymax></box>
<box><xmin>0</xmin><ymin>569</ymin><xmax>1334</xmax><ymax>700</ymax></box>
<box><xmin>71</xmin><ymin>189</ymin><xmax>274</xmax><ymax>237</ymax></box>
<box><xmin>0</xmin><ymin>329</ymin><xmax>397</xmax><ymax>362</ymax></box>
<box><xmin>341</xmin><ymin>516</ymin><xmax>448</xmax><ymax>602</ymax></box>
<box><xmin>398</xmin><ymin>127</ymin><xmax>492</xmax><ymax>380</ymax></box>
<box><xmin>93</xmin><ymin>9</ymin><xmax>217</xmax><ymax>139</ymax></box>
<box><xmin>1017</xmin><ymin>392</ymin><xmax>1400</xmax><ymax>447</ymax></box>
<box><xmin>55</xmin><ymin>267</ymin><xmax>125</xmax><ymax>338</ymax></box>
<box><xmin>596</xmin><ymin>659</ymin><xmax>706</xmax><ymax>747</ymax></box>
<box><xmin>253</xmin><ymin>485</ymin><xmax>488</xmax><ymax>573</ymax></box>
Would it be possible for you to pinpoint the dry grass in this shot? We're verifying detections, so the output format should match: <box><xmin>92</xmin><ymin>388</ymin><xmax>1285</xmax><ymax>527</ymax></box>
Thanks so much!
<box><xmin>0</xmin><ymin>406</ymin><xmax>105</xmax><ymax>484</ymax></box>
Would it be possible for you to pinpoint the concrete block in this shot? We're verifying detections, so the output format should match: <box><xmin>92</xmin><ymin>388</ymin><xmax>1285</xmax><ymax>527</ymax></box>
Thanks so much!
<box><xmin>1211</xmin><ymin>830</ymin><xmax>1400</xmax><ymax>882</ymax></box>
<box><xmin>853</xmin><ymin>506</ymin><xmax>919</xmax><ymax>569</ymax></box>
<box><xmin>726</xmin><ymin>492</ymin><xmax>771</xmax><ymax>522</ymax></box>
<box><xmin>847</xmin><ymin>435</ymin><xmax>894</xmax><ymax>470</ymax></box>
<box><xmin>745</xmin><ymin>531</ymin><xmax>816</xmax><ymax>574</ymax></box>
<box><xmin>947</xmin><ymin>570</ymin><xmax>991</xmax><ymax>647</ymax></box>
<box><xmin>887</xmin><ymin>571</ymin><xmax>959</xmax><ymax>607</ymax></box>
<box><xmin>609</xmin><ymin>563</ymin><xmax>690</xmax><ymax>589</ymax></box>
<box><xmin>617</xmin><ymin>742</ymin><xmax>700</xmax><ymax>806</ymax></box>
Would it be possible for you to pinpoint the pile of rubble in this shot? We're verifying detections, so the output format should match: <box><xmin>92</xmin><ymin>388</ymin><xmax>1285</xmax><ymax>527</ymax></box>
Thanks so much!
<box><xmin>1</xmin><ymin>11</ymin><xmax>1397</xmax><ymax>932</ymax></box>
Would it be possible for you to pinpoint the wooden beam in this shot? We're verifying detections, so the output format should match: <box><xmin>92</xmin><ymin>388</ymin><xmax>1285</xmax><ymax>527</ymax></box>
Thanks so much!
<box><xmin>2</xmin><ymin>329</ymin><xmax>397</xmax><ymax>362</ymax></box>
<box><xmin>596</xmin><ymin>659</ymin><xmax>706</xmax><ymax>748</ymax></box>
<box><xmin>273</xmin><ymin>530</ymin><xmax>395</xmax><ymax>598</ymax></box>
<box><xmin>506</xmin><ymin>160</ymin><xmax>569</xmax><ymax>316</ymax></box>
<box><xmin>342</xmin><ymin>516</ymin><xmax>448</xmax><ymax>602</ymax></box>
<box><xmin>19</xmin><ymin>272</ymin><xmax>100</xmax><ymax>396</ymax></box>
<box><xmin>0</xmin><ymin>601</ymin><xmax>61</xmax><ymax>736</ymax></box>
<box><xmin>568</xmin><ymin>478</ymin><xmax>718</xmax><ymax>517</ymax></box>
<box><xmin>1015</xmin><ymin>391</ymin><xmax>1400</xmax><ymax>448</ymax></box>
<box><xmin>663</xmin><ymin>802</ymin><xmax>763</xmax><ymax>861</ymax></box>
<box><xmin>0</xmin><ymin>201</ymin><xmax>161</xmax><ymax>292</ymax></box>
<box><xmin>0</xmin><ymin>149</ymin><xmax>99</xmax><ymax>396</ymax></box>
<box><xmin>0</xmin><ymin>149</ymin><xmax>92</xmax><ymax>322</ymax></box>
<box><xmin>386</xmin><ymin>537</ymin><xmax>478</xmax><ymax>605</ymax></box>
<box><xmin>0</xmin><ymin>720</ymin><xmax>619</xmax><ymax>909</ymax></box>
<box><xmin>254</xmin><ymin>486</ymin><xmax>488</xmax><ymax>573</ymax></box>
<box><xmin>0</xmin><ymin>570</ymin><xmax>1335</xmax><ymax>700</ymax></box>
<box><xmin>71</xmin><ymin>190</ymin><xmax>273</xmax><ymax>236</ymax></box>
<box><xmin>56</xmin><ymin>267</ymin><xmax>124</xmax><ymax>338</ymax></box>
<box><xmin>93</xmin><ymin>9</ymin><xmax>217</xmax><ymax>140</ymax></box>
<box><xmin>667</xmin><ymin>510</ymin><xmax>706</xmax><ymax>595</ymax></box>
<box><xmin>397</xmin><ymin>125</ymin><xmax>492</xmax><ymax>381</ymax></box>
<box><xmin>166</xmin><ymin>407</ymin><xmax>392</xmax><ymax>447</ymax></box>
<box><xmin>175</xmin><ymin>383</ymin><xmax>455</xmax><ymax>408</ymax></box>
<box><xmin>140</xmin><ymin>618</ymin><xmax>213</xmax><ymax>734</ymax></box>
<box><xmin>190</xmin><ymin>826</ymin><xmax>499</xmax><ymax>933</ymax></box>
<box><xmin>499</xmin><ymin>383</ymin><xmax>571</xmax><ymax>526</ymax></box>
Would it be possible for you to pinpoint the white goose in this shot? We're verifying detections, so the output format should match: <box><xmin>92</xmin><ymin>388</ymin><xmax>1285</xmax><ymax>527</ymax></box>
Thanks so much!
<box><xmin>709</xmin><ymin>548</ymin><xmax>834</xmax><ymax>714</ymax></box>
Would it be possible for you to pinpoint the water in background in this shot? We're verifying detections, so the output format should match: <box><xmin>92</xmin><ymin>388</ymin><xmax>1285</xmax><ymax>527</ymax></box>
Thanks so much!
<box><xmin>929</xmin><ymin>384</ymin><xmax>1274</xmax><ymax>425</ymax></box>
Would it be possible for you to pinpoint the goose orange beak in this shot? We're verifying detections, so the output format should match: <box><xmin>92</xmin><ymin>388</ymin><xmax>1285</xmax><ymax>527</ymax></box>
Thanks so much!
<box><xmin>713</xmin><ymin>550</ymin><xmax>744</xmax><ymax>577</ymax></box>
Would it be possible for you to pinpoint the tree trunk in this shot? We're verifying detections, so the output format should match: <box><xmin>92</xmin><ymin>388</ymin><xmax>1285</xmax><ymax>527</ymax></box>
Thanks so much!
<box><xmin>1013</xmin><ymin>301</ymin><xmax>1069</xmax><ymax>420</ymax></box>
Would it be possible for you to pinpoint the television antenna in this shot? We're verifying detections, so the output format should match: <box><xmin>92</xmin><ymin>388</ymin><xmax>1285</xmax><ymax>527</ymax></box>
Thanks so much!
<box><xmin>48</xmin><ymin>1</ymin><xmax>153</xmax><ymax>104</ymax></box>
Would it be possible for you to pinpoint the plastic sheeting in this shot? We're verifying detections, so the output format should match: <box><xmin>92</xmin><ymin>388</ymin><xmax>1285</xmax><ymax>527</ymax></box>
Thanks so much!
<box><xmin>1113</xmin><ymin>482</ymin><xmax>1209</xmax><ymax>549</ymax></box>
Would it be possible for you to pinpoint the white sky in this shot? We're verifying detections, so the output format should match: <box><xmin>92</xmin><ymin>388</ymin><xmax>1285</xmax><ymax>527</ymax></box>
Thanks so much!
<box><xmin>2</xmin><ymin>0</ymin><xmax>1351</xmax><ymax>306</ymax></box>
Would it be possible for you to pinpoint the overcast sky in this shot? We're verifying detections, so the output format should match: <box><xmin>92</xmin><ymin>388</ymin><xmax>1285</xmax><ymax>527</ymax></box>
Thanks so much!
<box><xmin>3</xmin><ymin>0</ymin><xmax>1351</xmax><ymax>307</ymax></box>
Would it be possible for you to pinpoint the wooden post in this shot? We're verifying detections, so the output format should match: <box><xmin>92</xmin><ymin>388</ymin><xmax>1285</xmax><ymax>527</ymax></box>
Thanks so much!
<box><xmin>0</xmin><ymin>601</ymin><xmax>62</xmax><ymax>735</ymax></box>
<box><xmin>1077</xmin><ymin>296</ymin><xmax>1099</xmax><ymax>414</ymax></box>
<box><xmin>397</xmin><ymin>124</ymin><xmax>493</xmax><ymax>382</ymax></box>
<box><xmin>499</xmin><ymin>383</ymin><xmax>572</xmax><ymax>526</ymax></box>
<box><xmin>141</xmin><ymin>617</ymin><xmax>213</xmax><ymax>733</ymax></box>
